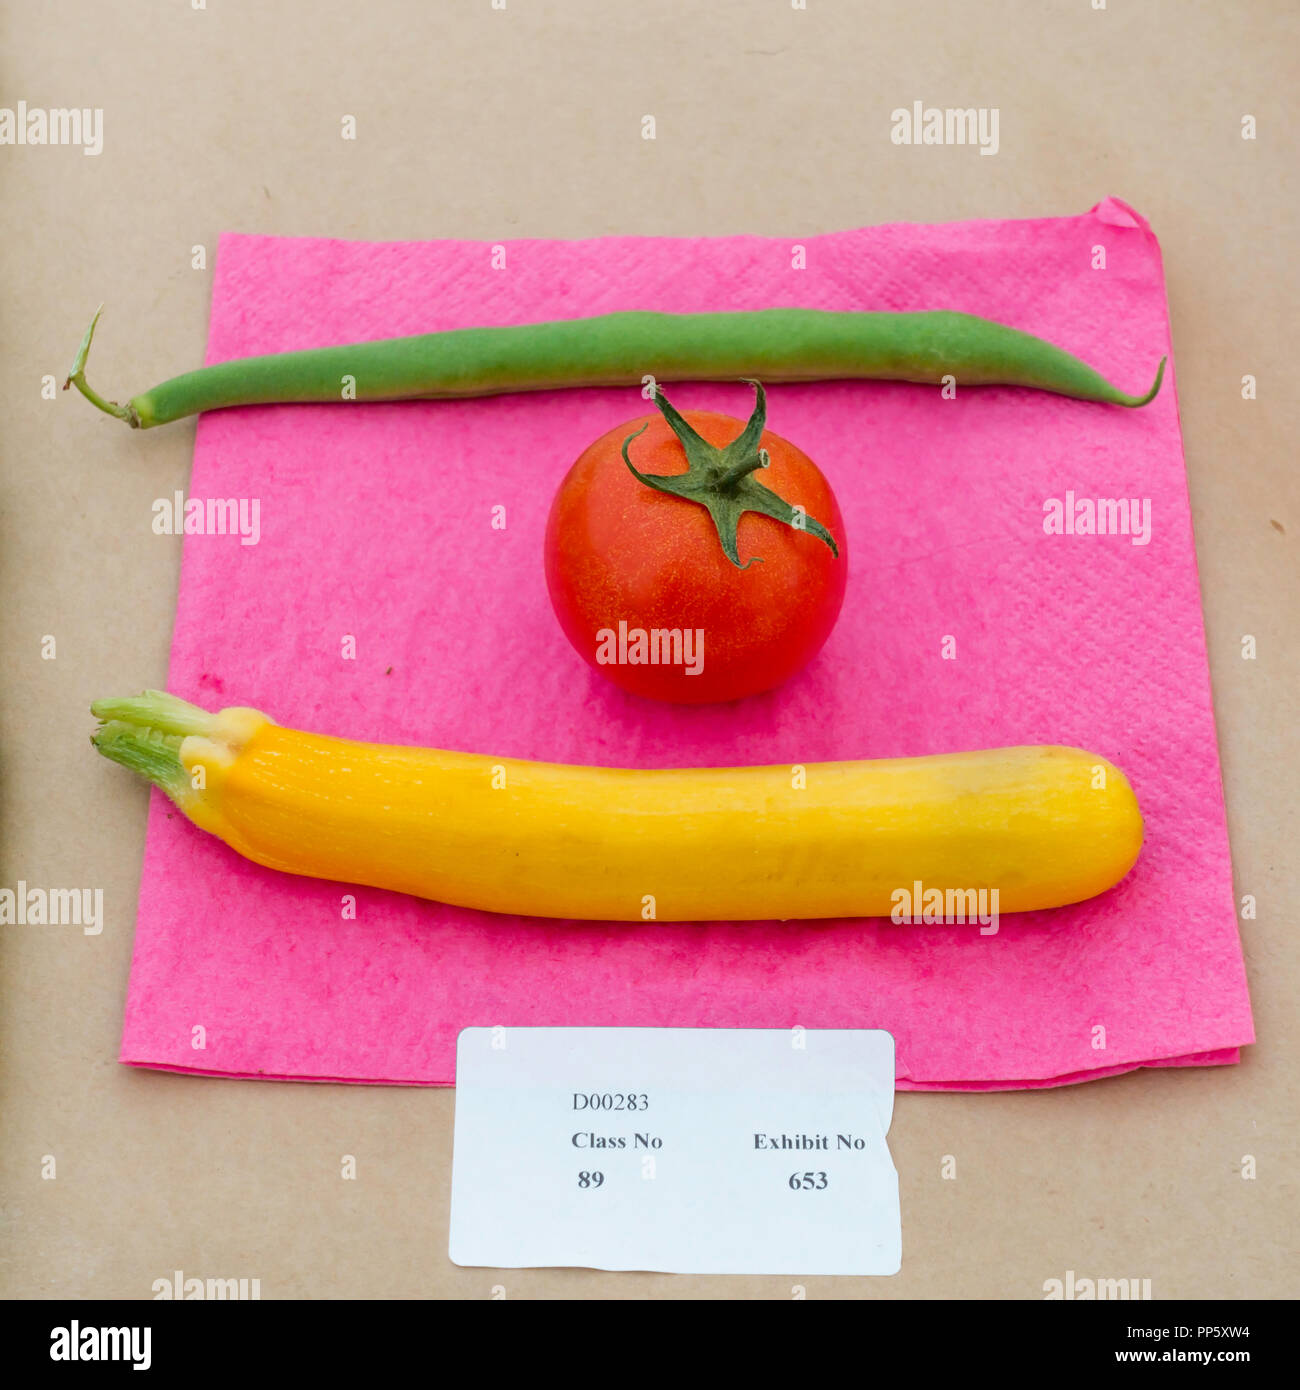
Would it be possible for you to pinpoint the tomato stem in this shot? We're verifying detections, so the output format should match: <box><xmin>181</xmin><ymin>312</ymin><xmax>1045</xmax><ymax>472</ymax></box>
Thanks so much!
<box><xmin>716</xmin><ymin>447</ymin><xmax>770</xmax><ymax>489</ymax></box>
<box><xmin>621</xmin><ymin>382</ymin><xmax>839</xmax><ymax>568</ymax></box>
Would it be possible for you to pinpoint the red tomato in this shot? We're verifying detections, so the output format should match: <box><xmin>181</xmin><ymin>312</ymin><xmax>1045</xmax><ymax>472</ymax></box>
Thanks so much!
<box><xmin>544</xmin><ymin>402</ymin><xmax>847</xmax><ymax>703</ymax></box>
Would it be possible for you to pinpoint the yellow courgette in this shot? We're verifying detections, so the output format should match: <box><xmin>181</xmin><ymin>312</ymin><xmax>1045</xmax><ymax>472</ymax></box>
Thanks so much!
<box><xmin>91</xmin><ymin>691</ymin><xmax>1143</xmax><ymax>922</ymax></box>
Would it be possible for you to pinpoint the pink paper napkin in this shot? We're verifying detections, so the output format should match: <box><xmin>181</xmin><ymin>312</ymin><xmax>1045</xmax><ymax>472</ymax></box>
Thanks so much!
<box><xmin>120</xmin><ymin>198</ymin><xmax>1253</xmax><ymax>1089</ymax></box>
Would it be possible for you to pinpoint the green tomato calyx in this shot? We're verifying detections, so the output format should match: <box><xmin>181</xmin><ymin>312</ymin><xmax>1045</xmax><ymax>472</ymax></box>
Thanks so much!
<box><xmin>620</xmin><ymin>381</ymin><xmax>839</xmax><ymax>570</ymax></box>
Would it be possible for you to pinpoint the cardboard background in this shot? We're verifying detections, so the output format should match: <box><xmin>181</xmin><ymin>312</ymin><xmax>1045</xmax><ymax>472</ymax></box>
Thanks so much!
<box><xmin>1</xmin><ymin>0</ymin><xmax>1295</xmax><ymax>1298</ymax></box>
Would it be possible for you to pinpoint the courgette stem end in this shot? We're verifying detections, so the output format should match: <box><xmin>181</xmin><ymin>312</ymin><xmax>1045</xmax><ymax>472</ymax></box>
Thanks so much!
<box><xmin>90</xmin><ymin>691</ymin><xmax>217</xmax><ymax>804</ymax></box>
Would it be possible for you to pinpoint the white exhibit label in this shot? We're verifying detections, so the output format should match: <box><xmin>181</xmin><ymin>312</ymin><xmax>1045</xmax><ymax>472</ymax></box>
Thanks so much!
<box><xmin>449</xmin><ymin>1027</ymin><xmax>900</xmax><ymax>1276</ymax></box>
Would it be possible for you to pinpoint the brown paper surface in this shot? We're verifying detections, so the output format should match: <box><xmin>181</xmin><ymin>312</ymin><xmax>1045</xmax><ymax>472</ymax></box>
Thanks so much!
<box><xmin>1</xmin><ymin>0</ymin><xmax>1294</xmax><ymax>1299</ymax></box>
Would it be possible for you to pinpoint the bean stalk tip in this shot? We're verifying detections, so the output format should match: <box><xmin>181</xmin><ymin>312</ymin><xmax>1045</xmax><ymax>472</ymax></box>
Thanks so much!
<box><xmin>65</xmin><ymin>305</ymin><xmax>141</xmax><ymax>426</ymax></box>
